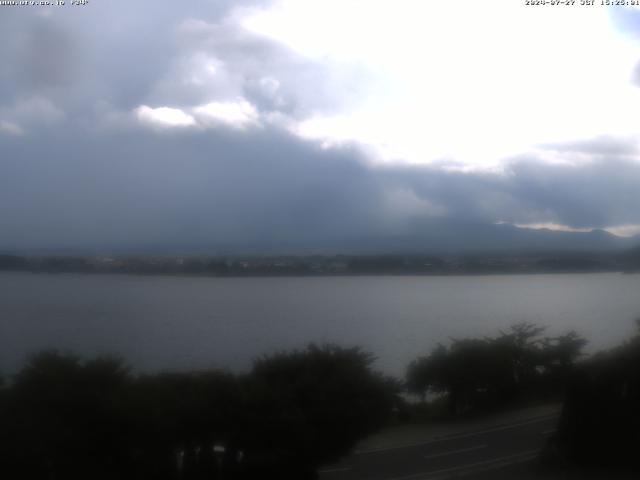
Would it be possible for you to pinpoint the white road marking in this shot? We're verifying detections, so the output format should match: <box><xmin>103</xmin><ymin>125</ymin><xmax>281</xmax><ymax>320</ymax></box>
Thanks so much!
<box><xmin>356</xmin><ymin>413</ymin><xmax>558</xmax><ymax>455</ymax></box>
<box><xmin>423</xmin><ymin>444</ymin><xmax>487</xmax><ymax>460</ymax></box>
<box><xmin>387</xmin><ymin>449</ymin><xmax>539</xmax><ymax>480</ymax></box>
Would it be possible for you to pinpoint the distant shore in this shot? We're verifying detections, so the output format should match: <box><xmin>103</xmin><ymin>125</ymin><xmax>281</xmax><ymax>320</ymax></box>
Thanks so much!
<box><xmin>2</xmin><ymin>251</ymin><xmax>639</xmax><ymax>277</ymax></box>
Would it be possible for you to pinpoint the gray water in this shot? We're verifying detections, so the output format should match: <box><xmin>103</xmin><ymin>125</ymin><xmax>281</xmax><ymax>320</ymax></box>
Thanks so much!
<box><xmin>1</xmin><ymin>272</ymin><xmax>639</xmax><ymax>377</ymax></box>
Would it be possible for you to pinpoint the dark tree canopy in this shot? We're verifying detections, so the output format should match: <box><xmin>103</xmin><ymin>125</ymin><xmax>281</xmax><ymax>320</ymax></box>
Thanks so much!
<box><xmin>555</xmin><ymin>321</ymin><xmax>640</xmax><ymax>471</ymax></box>
<box><xmin>0</xmin><ymin>345</ymin><xmax>398</xmax><ymax>480</ymax></box>
<box><xmin>406</xmin><ymin>323</ymin><xmax>587</xmax><ymax>415</ymax></box>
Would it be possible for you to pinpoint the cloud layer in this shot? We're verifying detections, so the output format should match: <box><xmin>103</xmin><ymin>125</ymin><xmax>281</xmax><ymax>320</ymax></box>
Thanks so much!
<box><xmin>2</xmin><ymin>1</ymin><xmax>640</xmax><ymax>252</ymax></box>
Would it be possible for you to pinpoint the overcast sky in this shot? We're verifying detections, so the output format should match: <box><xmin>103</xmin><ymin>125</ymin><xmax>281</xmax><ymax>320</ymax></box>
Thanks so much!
<box><xmin>2</xmin><ymin>0</ymin><xmax>640</xmax><ymax>252</ymax></box>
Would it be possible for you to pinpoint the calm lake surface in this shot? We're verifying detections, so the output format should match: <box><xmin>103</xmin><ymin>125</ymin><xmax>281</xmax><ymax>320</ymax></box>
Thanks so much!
<box><xmin>1</xmin><ymin>272</ymin><xmax>640</xmax><ymax>377</ymax></box>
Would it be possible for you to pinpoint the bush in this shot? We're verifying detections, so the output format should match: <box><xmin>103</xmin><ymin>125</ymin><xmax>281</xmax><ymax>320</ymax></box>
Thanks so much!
<box><xmin>0</xmin><ymin>345</ymin><xmax>398</xmax><ymax>480</ymax></box>
<box><xmin>555</xmin><ymin>325</ymin><xmax>640</xmax><ymax>471</ymax></box>
<box><xmin>406</xmin><ymin>323</ymin><xmax>586</xmax><ymax>416</ymax></box>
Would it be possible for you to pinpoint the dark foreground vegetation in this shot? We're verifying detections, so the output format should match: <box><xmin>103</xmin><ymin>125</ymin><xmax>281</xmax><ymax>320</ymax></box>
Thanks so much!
<box><xmin>0</xmin><ymin>345</ymin><xmax>399</xmax><ymax>480</ymax></box>
<box><xmin>552</xmin><ymin>321</ymin><xmax>640</xmax><ymax>473</ymax></box>
<box><xmin>406</xmin><ymin>323</ymin><xmax>587</xmax><ymax>417</ymax></box>
<box><xmin>407</xmin><ymin>322</ymin><xmax>640</xmax><ymax>474</ymax></box>
<box><xmin>2</xmin><ymin>322</ymin><xmax>640</xmax><ymax>478</ymax></box>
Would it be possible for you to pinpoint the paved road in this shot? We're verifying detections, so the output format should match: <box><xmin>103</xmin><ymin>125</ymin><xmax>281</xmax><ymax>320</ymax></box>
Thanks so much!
<box><xmin>318</xmin><ymin>412</ymin><xmax>559</xmax><ymax>480</ymax></box>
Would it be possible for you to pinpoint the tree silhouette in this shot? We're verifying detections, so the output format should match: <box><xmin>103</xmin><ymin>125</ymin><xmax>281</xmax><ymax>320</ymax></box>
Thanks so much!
<box><xmin>244</xmin><ymin>344</ymin><xmax>399</xmax><ymax>477</ymax></box>
<box><xmin>407</xmin><ymin>324</ymin><xmax>587</xmax><ymax>415</ymax></box>
<box><xmin>3</xmin><ymin>351</ymin><xmax>131</xmax><ymax>479</ymax></box>
<box><xmin>0</xmin><ymin>345</ymin><xmax>398</xmax><ymax>480</ymax></box>
<box><xmin>555</xmin><ymin>321</ymin><xmax>640</xmax><ymax>471</ymax></box>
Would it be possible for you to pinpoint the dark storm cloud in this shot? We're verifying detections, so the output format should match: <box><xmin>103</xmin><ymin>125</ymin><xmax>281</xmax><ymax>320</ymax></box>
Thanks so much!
<box><xmin>0</xmin><ymin>0</ymin><xmax>270</xmax><ymax>111</ymax></box>
<box><xmin>2</xmin><ymin>1</ymin><xmax>640</xmax><ymax>252</ymax></box>
<box><xmin>17</xmin><ymin>21</ymin><xmax>77</xmax><ymax>90</ymax></box>
<box><xmin>0</xmin><ymin>125</ymin><xmax>387</xmax><ymax>251</ymax></box>
<box><xmin>0</xmin><ymin>0</ymin><xmax>383</xmax><ymax>251</ymax></box>
<box><xmin>385</xmin><ymin>154</ymin><xmax>640</xmax><ymax>231</ymax></box>
<box><xmin>161</xmin><ymin>17</ymin><xmax>365</xmax><ymax>117</ymax></box>
<box><xmin>503</xmin><ymin>157</ymin><xmax>640</xmax><ymax>228</ymax></box>
<box><xmin>0</xmin><ymin>0</ymin><xmax>362</xmax><ymax>131</ymax></box>
<box><xmin>3</xmin><ymin>122</ymin><xmax>640</xmax><ymax>252</ymax></box>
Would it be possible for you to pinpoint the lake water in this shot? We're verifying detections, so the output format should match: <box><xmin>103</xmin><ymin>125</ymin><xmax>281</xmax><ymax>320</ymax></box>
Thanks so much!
<box><xmin>1</xmin><ymin>272</ymin><xmax>639</xmax><ymax>377</ymax></box>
